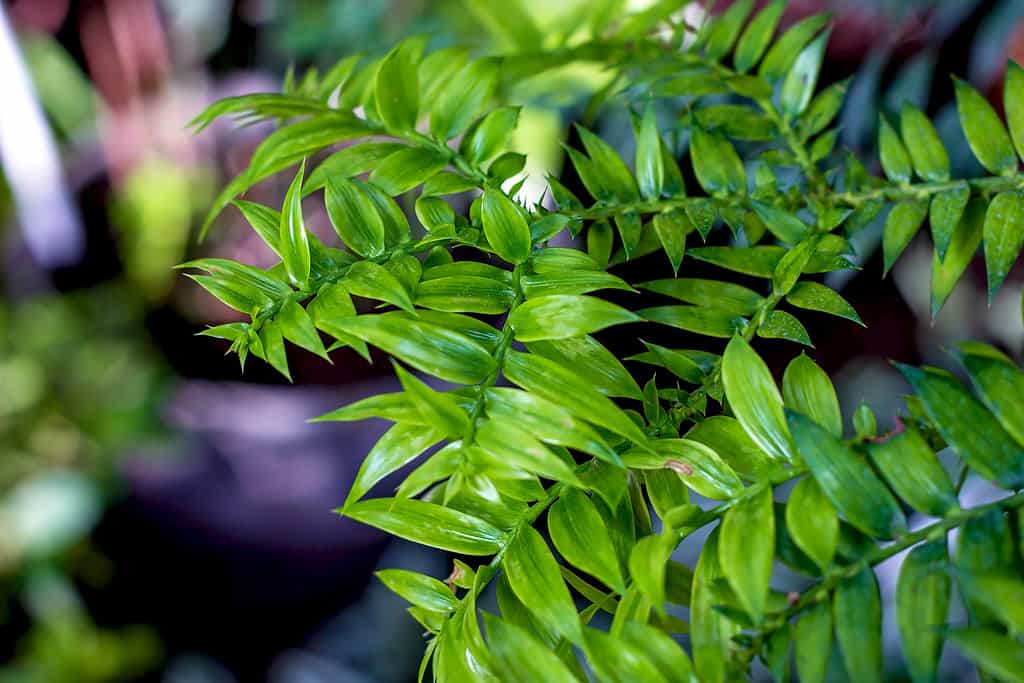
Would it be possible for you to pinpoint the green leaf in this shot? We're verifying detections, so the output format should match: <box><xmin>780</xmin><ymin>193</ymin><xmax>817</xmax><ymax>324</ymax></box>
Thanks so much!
<box><xmin>953</xmin><ymin>77</ymin><xmax>1018</xmax><ymax>175</ymax></box>
<box><xmin>333</xmin><ymin>311</ymin><xmax>496</xmax><ymax>384</ymax></box>
<box><xmin>431</xmin><ymin>57</ymin><xmax>499</xmax><ymax>140</ymax></box>
<box><xmin>344</xmin><ymin>423</ymin><xmax>444</xmax><ymax>507</ymax></box>
<box><xmin>705</xmin><ymin>0</ymin><xmax>754</xmax><ymax>59</ymax></box>
<box><xmin>834</xmin><ymin>567</ymin><xmax>882</xmax><ymax>683</ymax></box>
<box><xmin>799</xmin><ymin>78</ymin><xmax>849</xmax><ymax>138</ymax></box>
<box><xmin>947</xmin><ymin>629</ymin><xmax>1024</xmax><ymax>683</ymax></box>
<box><xmin>481</xmin><ymin>189</ymin><xmax>532</xmax><ymax>265</ymax></box>
<box><xmin>785</xmin><ymin>476</ymin><xmax>837</xmax><ymax>573</ymax></box>
<box><xmin>734</xmin><ymin>0</ymin><xmax>784</xmax><ymax>73</ymax></box>
<box><xmin>474</xmin><ymin>419</ymin><xmax>581</xmax><ymax>485</ymax></box>
<box><xmin>361</xmin><ymin>181</ymin><xmax>412</xmax><ymax>246</ymax></box>
<box><xmin>619</xmin><ymin>621</ymin><xmax>692</xmax><ymax>683</ymax></box>
<box><xmin>415</xmin><ymin>275</ymin><xmax>515</xmax><ymax>315</ymax></box>
<box><xmin>959</xmin><ymin>342</ymin><xmax>1024</xmax><ymax>447</ymax></box>
<box><xmin>369</xmin><ymin>146</ymin><xmax>448</xmax><ymax>196</ymax></box>
<box><xmin>505</xmin><ymin>525</ymin><xmax>583</xmax><ymax>644</ymax></box>
<box><xmin>929</xmin><ymin>182</ymin><xmax>971</xmax><ymax>261</ymax></box>
<box><xmin>684</xmin><ymin>415</ymin><xmax>774</xmax><ymax>478</ymax></box>
<box><xmin>722</xmin><ymin>335</ymin><xmax>797</xmax><ymax>462</ymax></box>
<box><xmin>957</xmin><ymin>572</ymin><xmax>1024</xmax><ymax>635</ymax></box>
<box><xmin>258</xmin><ymin>320</ymin><xmax>290</xmax><ymax>379</ymax></box>
<box><xmin>639</xmin><ymin>305</ymin><xmax>747</xmax><ymax>338</ymax></box>
<box><xmin>415</xmin><ymin>195</ymin><xmax>455</xmax><ymax>231</ymax></box>
<box><xmin>691</xmin><ymin>530</ymin><xmax>740</xmax><ymax>683</ymax></box>
<box><xmin>636</xmin><ymin>105</ymin><xmax>665</xmax><ymax>200</ymax></box>
<box><xmin>621</xmin><ymin>439</ymin><xmax>743</xmax><ymax>500</ymax></box>
<box><xmin>482</xmin><ymin>615</ymin><xmax>580</xmax><ymax>683</ymax></box>
<box><xmin>276</xmin><ymin>299</ymin><xmax>328</xmax><ymax>359</ymax></box>
<box><xmin>794</xmin><ymin>602</ymin><xmax>832</xmax><ymax>683</ymax></box>
<box><xmin>325</xmin><ymin>177</ymin><xmax>386</xmax><ymax>258</ymax></box>
<box><xmin>576</xmin><ymin>126</ymin><xmax>639</xmax><ymax>202</ymax></box>
<box><xmin>180</xmin><ymin>258</ymin><xmax>291</xmax><ymax>300</ymax></box>
<box><xmin>394</xmin><ymin>365</ymin><xmax>470</xmax><ymax>438</ymax></box>
<box><xmin>720</xmin><ymin>487</ymin><xmax>774</xmax><ymax>623</ymax></box>
<box><xmin>376</xmin><ymin>569</ymin><xmax>457</xmax><ymax>612</ymax></box>
<box><xmin>628</xmin><ymin>341</ymin><xmax>717</xmax><ymax>385</ymax></box>
<box><xmin>787</xmin><ymin>410</ymin><xmax>906</xmax><ymax>539</ymax></box>
<box><xmin>898</xmin><ymin>364</ymin><xmax>1024</xmax><ymax>489</ymax></box>
<box><xmin>345</xmin><ymin>261</ymin><xmax>414</xmax><ymax>311</ymax></box>
<box><xmin>188</xmin><ymin>274</ymin><xmax>266</xmax><ymax>314</ymax></box>
<box><xmin>878</xmin><ymin>116</ymin><xmax>912</xmax><ymax>184</ymax></box>
<box><xmin>280</xmin><ymin>161</ymin><xmax>311</xmax><ymax>287</ymax></box>
<box><xmin>640</xmin><ymin>278</ymin><xmax>763</xmax><ymax>316</ymax></box>
<box><xmin>463</xmin><ymin>106</ymin><xmax>520</xmax><ymax>164</ymax></box>
<box><xmin>233</xmin><ymin>200</ymin><xmax>283</xmax><ymax>256</ymax></box>
<box><xmin>690</xmin><ymin>126</ymin><xmax>746</xmax><ymax>196</ymax></box>
<box><xmin>485</xmin><ymin>388</ymin><xmax>621</xmax><ymax>466</ymax></box>
<box><xmin>932</xmin><ymin>197</ymin><xmax>984</xmax><ymax>317</ymax></box>
<box><xmin>527</xmin><ymin>336</ymin><xmax>643</xmax><ymax>400</ymax></box>
<box><xmin>751</xmin><ymin>202</ymin><xmax>811</xmax><ymax>244</ymax></box>
<box><xmin>396</xmin><ymin>442</ymin><xmax>462</xmax><ymax>499</ymax></box>
<box><xmin>786</xmin><ymin>281</ymin><xmax>863</xmax><ymax>325</ymax></box>
<box><xmin>583</xmin><ymin>627</ymin><xmax>670</xmax><ymax>683</ymax></box>
<box><xmin>883</xmin><ymin>199</ymin><xmax>929</xmax><ymax>275</ymax></box>
<box><xmin>782</xmin><ymin>354</ymin><xmax>842</xmax><ymax>437</ymax></box>
<box><xmin>645</xmin><ymin>469</ymin><xmax>689</xmax><ymax>522</ymax></box>
<box><xmin>758</xmin><ymin>310</ymin><xmax>813</xmax><ymax>347</ymax></box>
<box><xmin>345</xmin><ymin>497</ymin><xmax>505</xmax><ymax>555</ymax></box>
<box><xmin>375</xmin><ymin>41</ymin><xmax>419</xmax><ymax>132</ymax></box>
<box><xmin>867</xmin><ymin>426</ymin><xmax>957</xmax><ymax>517</ymax></box>
<box><xmin>689</xmin><ymin>245</ymin><xmax>784</xmax><ymax>278</ymax></box>
<box><xmin>307</xmin><ymin>282</ymin><xmax>370</xmax><ymax>360</ymax></box>
<box><xmin>759</xmin><ymin>13</ymin><xmax>830</xmax><ymax>82</ymax></box>
<box><xmin>1006</xmin><ymin>61</ymin><xmax>1024</xmax><ymax>162</ymax></box>
<box><xmin>521</xmin><ymin>270</ymin><xmax>633</xmax><ymax>299</ymax></box>
<box><xmin>900</xmin><ymin>103</ymin><xmax>950</xmax><ymax>181</ymax></box>
<box><xmin>511</xmin><ymin>295</ymin><xmax>639</xmax><ymax>342</ymax></box>
<box><xmin>781</xmin><ymin>31</ymin><xmax>828</xmax><ymax>118</ymax></box>
<box><xmin>505</xmin><ymin>351</ymin><xmax>648</xmax><ymax>447</ymax></box>
<box><xmin>548</xmin><ymin>489</ymin><xmax>625</xmax><ymax>593</ymax></box>
<box><xmin>629</xmin><ymin>534</ymin><xmax>672</xmax><ymax>614</ymax></box>
<box><xmin>983</xmin><ymin>191</ymin><xmax>1024</xmax><ymax>300</ymax></box>
<box><xmin>695</xmin><ymin>104</ymin><xmax>777</xmax><ymax>141</ymax></box>
<box><xmin>304</xmin><ymin>142</ymin><xmax>407</xmax><ymax>194</ymax></box>
<box><xmin>685</xmin><ymin>199</ymin><xmax>716</xmax><ymax>239</ymax></box>
<box><xmin>312</xmin><ymin>391</ymin><xmax>421</xmax><ymax>425</ymax></box>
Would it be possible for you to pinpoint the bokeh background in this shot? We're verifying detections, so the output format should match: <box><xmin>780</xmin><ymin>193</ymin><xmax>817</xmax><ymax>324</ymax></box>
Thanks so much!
<box><xmin>1</xmin><ymin>0</ymin><xmax>1023</xmax><ymax>680</ymax></box>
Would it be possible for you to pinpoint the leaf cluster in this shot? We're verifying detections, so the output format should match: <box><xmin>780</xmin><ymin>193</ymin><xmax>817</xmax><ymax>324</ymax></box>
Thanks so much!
<box><xmin>186</xmin><ymin>3</ymin><xmax>1024</xmax><ymax>681</ymax></box>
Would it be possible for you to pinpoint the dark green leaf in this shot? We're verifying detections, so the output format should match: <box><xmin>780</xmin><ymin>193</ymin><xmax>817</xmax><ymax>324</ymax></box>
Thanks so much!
<box><xmin>834</xmin><ymin>567</ymin><xmax>882</xmax><ymax>683</ymax></box>
<box><xmin>883</xmin><ymin>199</ymin><xmax>929</xmax><ymax>275</ymax></box>
<box><xmin>867</xmin><ymin>427</ymin><xmax>957</xmax><ymax>517</ymax></box>
<box><xmin>640</xmin><ymin>278</ymin><xmax>762</xmax><ymax>316</ymax></box>
<box><xmin>548</xmin><ymin>489</ymin><xmax>625</xmax><ymax>593</ymax></box>
<box><xmin>690</xmin><ymin>245</ymin><xmax>784</xmax><ymax>278</ymax></box>
<box><xmin>333</xmin><ymin>311</ymin><xmax>496</xmax><ymax>383</ymax></box>
<box><xmin>690</xmin><ymin>126</ymin><xmax>746</xmax><ymax>196</ymax></box>
<box><xmin>787</xmin><ymin>410</ymin><xmax>906</xmax><ymax>539</ymax></box>
<box><xmin>953</xmin><ymin>77</ymin><xmax>1018</xmax><ymax>175</ymax></box>
<box><xmin>734</xmin><ymin>0</ymin><xmax>785</xmax><ymax>73</ymax></box>
<box><xmin>369</xmin><ymin>146</ymin><xmax>448</xmax><ymax>195</ymax></box>
<box><xmin>794</xmin><ymin>602</ymin><xmax>832</xmax><ymax>683</ymax></box>
<box><xmin>959</xmin><ymin>342</ymin><xmax>1024</xmax><ymax>446</ymax></box>
<box><xmin>376</xmin><ymin>569</ymin><xmax>457</xmax><ymax>612</ymax></box>
<box><xmin>511</xmin><ymin>295</ymin><xmax>639</xmax><ymax>342</ymax></box>
<box><xmin>752</xmin><ymin>202</ymin><xmax>811</xmax><ymax>244</ymax></box>
<box><xmin>415</xmin><ymin>275</ymin><xmax>516</xmax><ymax>314</ymax></box>
<box><xmin>932</xmin><ymin>197</ymin><xmax>984</xmax><ymax>317</ymax></box>
<box><xmin>901</xmin><ymin>103</ymin><xmax>950</xmax><ymax>181</ymax></box>
<box><xmin>639</xmin><ymin>305</ymin><xmax>747</xmax><ymax>338</ymax></box>
<box><xmin>983</xmin><ymin>190</ymin><xmax>1024</xmax><ymax>300</ymax></box>
<box><xmin>929</xmin><ymin>182</ymin><xmax>971</xmax><ymax>262</ymax></box>
<box><xmin>505</xmin><ymin>525</ymin><xmax>583</xmax><ymax>644</ymax></box>
<box><xmin>722</xmin><ymin>335</ymin><xmax>797</xmax><ymax>462</ymax></box>
<box><xmin>326</xmin><ymin>177</ymin><xmax>386</xmax><ymax>258</ymax></box>
<box><xmin>280</xmin><ymin>162</ymin><xmax>311</xmax><ymax>287</ymax></box>
<box><xmin>785</xmin><ymin>476</ymin><xmax>837</xmax><ymax>573</ymax></box>
<box><xmin>758</xmin><ymin>310</ymin><xmax>813</xmax><ymax>346</ymax></box>
<box><xmin>481</xmin><ymin>189</ymin><xmax>532</xmax><ymax>264</ymax></box>
<box><xmin>344</xmin><ymin>497</ymin><xmax>505</xmax><ymax>555</ymax></box>
<box><xmin>898</xmin><ymin>364</ymin><xmax>1024</xmax><ymax>489</ymax></box>
<box><xmin>782</xmin><ymin>353</ymin><xmax>842</xmax><ymax>436</ymax></box>
<box><xmin>947</xmin><ymin>629</ymin><xmax>1024</xmax><ymax>683</ymax></box>
<box><xmin>759</xmin><ymin>13</ymin><xmax>830</xmax><ymax>82</ymax></box>
<box><xmin>719</xmin><ymin>487</ymin><xmax>774</xmax><ymax>623</ymax></box>
<box><xmin>1006</xmin><ymin>61</ymin><xmax>1024</xmax><ymax>162</ymax></box>
<box><xmin>786</xmin><ymin>281</ymin><xmax>863</xmax><ymax>325</ymax></box>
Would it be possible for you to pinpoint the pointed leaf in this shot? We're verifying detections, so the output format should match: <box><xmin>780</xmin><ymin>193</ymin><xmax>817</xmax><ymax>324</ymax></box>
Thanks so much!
<box><xmin>720</xmin><ymin>487</ymin><xmax>774</xmax><ymax>623</ymax></box>
<box><xmin>782</xmin><ymin>354</ymin><xmax>841</xmax><ymax>437</ymax></box>
<box><xmin>929</xmin><ymin>182</ymin><xmax>971</xmax><ymax>261</ymax></box>
<box><xmin>482</xmin><ymin>615</ymin><xmax>579</xmax><ymax>683</ymax></box>
<box><xmin>511</xmin><ymin>295</ymin><xmax>640</xmax><ymax>342</ymax></box>
<box><xmin>722</xmin><ymin>335</ymin><xmax>797</xmax><ymax>462</ymax></box>
<box><xmin>785</xmin><ymin>476</ymin><xmax>837</xmax><ymax>572</ymax></box>
<box><xmin>867</xmin><ymin>426</ymin><xmax>957</xmax><ymax>517</ymax></box>
<box><xmin>280</xmin><ymin>162</ymin><xmax>311</xmax><ymax>287</ymax></box>
<box><xmin>834</xmin><ymin>567</ymin><xmax>882</xmax><ymax>683</ymax></box>
<box><xmin>954</xmin><ymin>77</ymin><xmax>1018</xmax><ymax>175</ymax></box>
<box><xmin>636</xmin><ymin>105</ymin><xmax>665</xmax><ymax>200</ymax></box>
<box><xmin>947</xmin><ymin>629</ymin><xmax>1024</xmax><ymax>683</ymax></box>
<box><xmin>482</xmin><ymin>189</ymin><xmax>532</xmax><ymax>264</ymax></box>
<box><xmin>786</xmin><ymin>281</ymin><xmax>863</xmax><ymax>325</ymax></box>
<box><xmin>883</xmin><ymin>199</ymin><xmax>928</xmax><ymax>275</ymax></box>
<box><xmin>982</xmin><ymin>190</ymin><xmax>1024</xmax><ymax>299</ymax></box>
<box><xmin>932</xmin><ymin>197</ymin><xmax>984</xmax><ymax>316</ymax></box>
<box><xmin>901</xmin><ymin>103</ymin><xmax>950</xmax><ymax>181</ymax></box>
<box><xmin>344</xmin><ymin>497</ymin><xmax>505</xmax><ymax>555</ymax></box>
<box><xmin>505</xmin><ymin>526</ymin><xmax>582</xmax><ymax>644</ymax></box>
<box><xmin>794</xmin><ymin>602</ymin><xmax>832</xmax><ymax>683</ymax></box>
<box><xmin>326</xmin><ymin>177</ymin><xmax>386</xmax><ymax>258</ymax></box>
<box><xmin>376</xmin><ymin>569</ymin><xmax>457</xmax><ymax>612</ymax></box>
<box><xmin>548</xmin><ymin>489</ymin><xmax>625</xmax><ymax>594</ymax></box>
<box><xmin>344</xmin><ymin>423</ymin><xmax>444</xmax><ymax>506</ymax></box>
<box><xmin>734</xmin><ymin>0</ymin><xmax>784</xmax><ymax>73</ymax></box>
<box><xmin>375</xmin><ymin>41</ymin><xmax>419</xmax><ymax>132</ymax></box>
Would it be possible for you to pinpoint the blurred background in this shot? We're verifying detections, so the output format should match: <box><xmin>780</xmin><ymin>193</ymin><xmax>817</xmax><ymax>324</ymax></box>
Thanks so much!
<box><xmin>1</xmin><ymin>0</ymin><xmax>1023</xmax><ymax>680</ymax></box>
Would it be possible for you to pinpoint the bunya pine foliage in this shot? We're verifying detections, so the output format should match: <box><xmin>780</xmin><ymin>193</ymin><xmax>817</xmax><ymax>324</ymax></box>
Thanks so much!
<box><xmin>186</xmin><ymin>2</ymin><xmax>1024</xmax><ymax>681</ymax></box>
